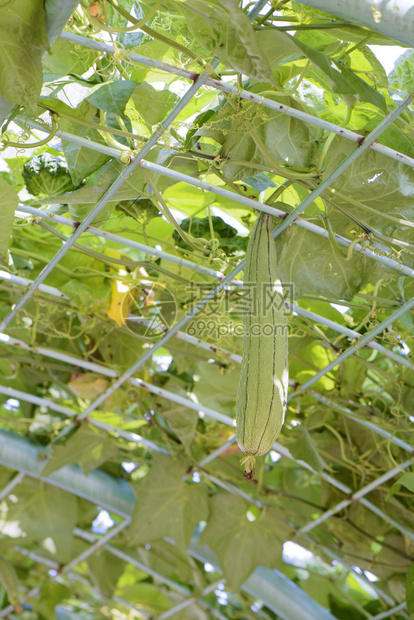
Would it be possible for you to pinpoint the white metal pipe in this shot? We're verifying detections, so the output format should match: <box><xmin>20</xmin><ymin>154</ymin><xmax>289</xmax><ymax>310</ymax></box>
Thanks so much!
<box><xmin>16</xmin><ymin>204</ymin><xmax>238</xmax><ymax>286</ymax></box>
<box><xmin>0</xmin><ymin>269</ymin><xmax>69</xmax><ymax>299</ymax></box>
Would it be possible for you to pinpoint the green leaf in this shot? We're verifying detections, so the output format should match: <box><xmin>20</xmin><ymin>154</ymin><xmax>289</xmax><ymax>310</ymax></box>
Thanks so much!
<box><xmin>61</xmin><ymin>123</ymin><xmax>111</xmax><ymax>186</ymax></box>
<box><xmin>292</xmin><ymin>37</ymin><xmax>387</xmax><ymax>112</ymax></box>
<box><xmin>0</xmin><ymin>178</ymin><xmax>18</xmax><ymax>255</ymax></box>
<box><xmin>61</xmin><ymin>279</ymin><xmax>111</xmax><ymax>315</ymax></box>
<box><xmin>277</xmin><ymin>224</ymin><xmax>390</xmax><ymax>300</ymax></box>
<box><xmin>6</xmin><ymin>482</ymin><xmax>77</xmax><ymax>562</ymax></box>
<box><xmin>182</xmin><ymin>0</ymin><xmax>275</xmax><ymax>83</ymax></box>
<box><xmin>197</xmin><ymin>89</ymin><xmax>319</xmax><ymax>181</ymax></box>
<box><xmin>43</xmin><ymin>38</ymin><xmax>98</xmax><ymax>76</ymax></box>
<box><xmin>43</xmin><ymin>149</ymin><xmax>198</xmax><ymax>223</ymax></box>
<box><xmin>387</xmin><ymin>472</ymin><xmax>414</xmax><ymax>501</ymax></box>
<box><xmin>30</xmin><ymin>582</ymin><xmax>71</xmax><ymax>619</ymax></box>
<box><xmin>130</xmin><ymin>455</ymin><xmax>208</xmax><ymax>552</ymax></box>
<box><xmin>116</xmin><ymin>583</ymin><xmax>171</xmax><ymax>615</ymax></box>
<box><xmin>87</xmin><ymin>549</ymin><xmax>125</xmax><ymax>599</ymax></box>
<box><xmin>42</xmin><ymin>423</ymin><xmax>117</xmax><ymax>476</ymax></box>
<box><xmin>0</xmin><ymin>557</ymin><xmax>19</xmax><ymax>608</ymax></box>
<box><xmin>130</xmin><ymin>83</ymin><xmax>178</xmax><ymax>127</ymax></box>
<box><xmin>389</xmin><ymin>50</ymin><xmax>414</xmax><ymax>99</ymax></box>
<box><xmin>254</xmin><ymin>28</ymin><xmax>303</xmax><ymax>72</ymax></box>
<box><xmin>406</xmin><ymin>562</ymin><xmax>414</xmax><ymax>615</ymax></box>
<box><xmin>87</xmin><ymin>80</ymin><xmax>137</xmax><ymax>118</ymax></box>
<box><xmin>162</xmin><ymin>407</ymin><xmax>198</xmax><ymax>454</ymax></box>
<box><xmin>0</xmin><ymin>0</ymin><xmax>49</xmax><ymax>109</ymax></box>
<box><xmin>199</xmin><ymin>495</ymin><xmax>283</xmax><ymax>591</ymax></box>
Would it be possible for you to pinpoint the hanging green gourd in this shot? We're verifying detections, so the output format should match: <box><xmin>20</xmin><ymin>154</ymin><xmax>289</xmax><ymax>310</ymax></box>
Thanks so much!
<box><xmin>236</xmin><ymin>211</ymin><xmax>289</xmax><ymax>481</ymax></box>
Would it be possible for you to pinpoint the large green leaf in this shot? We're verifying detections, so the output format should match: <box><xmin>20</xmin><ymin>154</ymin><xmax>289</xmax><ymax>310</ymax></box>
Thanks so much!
<box><xmin>199</xmin><ymin>495</ymin><xmax>283</xmax><ymax>591</ymax></box>
<box><xmin>389</xmin><ymin>50</ymin><xmax>414</xmax><ymax>99</ymax></box>
<box><xmin>130</xmin><ymin>455</ymin><xmax>208</xmax><ymax>552</ymax></box>
<box><xmin>130</xmin><ymin>82</ymin><xmax>178</xmax><ymax>127</ymax></box>
<box><xmin>293</xmin><ymin>35</ymin><xmax>387</xmax><ymax>112</ymax></box>
<box><xmin>87</xmin><ymin>549</ymin><xmax>125</xmax><ymax>599</ymax></box>
<box><xmin>43</xmin><ymin>39</ymin><xmax>98</xmax><ymax>76</ymax></box>
<box><xmin>0</xmin><ymin>557</ymin><xmax>19</xmax><ymax>608</ymax></box>
<box><xmin>0</xmin><ymin>178</ymin><xmax>18</xmax><ymax>255</ymax></box>
<box><xmin>277</xmin><ymin>223</ymin><xmax>391</xmax><ymax>300</ymax></box>
<box><xmin>0</xmin><ymin>0</ymin><xmax>49</xmax><ymax>109</ymax></box>
<box><xmin>87</xmin><ymin>80</ymin><xmax>137</xmax><ymax>118</ymax></box>
<box><xmin>182</xmin><ymin>0</ymin><xmax>275</xmax><ymax>83</ymax></box>
<box><xmin>4</xmin><ymin>481</ymin><xmax>77</xmax><ymax>562</ymax></box>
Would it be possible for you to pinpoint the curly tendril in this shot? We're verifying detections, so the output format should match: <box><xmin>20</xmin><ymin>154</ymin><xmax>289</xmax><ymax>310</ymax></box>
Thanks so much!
<box><xmin>0</xmin><ymin>113</ymin><xmax>59</xmax><ymax>151</ymax></box>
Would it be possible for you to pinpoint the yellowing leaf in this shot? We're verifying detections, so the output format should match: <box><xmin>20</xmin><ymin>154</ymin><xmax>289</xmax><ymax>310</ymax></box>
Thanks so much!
<box><xmin>68</xmin><ymin>373</ymin><xmax>108</xmax><ymax>399</ymax></box>
<box><xmin>107</xmin><ymin>280</ymin><xmax>134</xmax><ymax>326</ymax></box>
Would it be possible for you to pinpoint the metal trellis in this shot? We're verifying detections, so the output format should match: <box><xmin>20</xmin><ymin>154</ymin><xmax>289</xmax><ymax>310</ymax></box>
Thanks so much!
<box><xmin>1</xmin><ymin>0</ymin><xmax>414</xmax><ymax>617</ymax></box>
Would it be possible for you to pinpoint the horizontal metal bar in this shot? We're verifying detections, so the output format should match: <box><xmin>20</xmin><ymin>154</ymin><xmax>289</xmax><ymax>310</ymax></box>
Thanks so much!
<box><xmin>309</xmin><ymin>391</ymin><xmax>414</xmax><ymax>454</ymax></box>
<box><xmin>0</xmin><ymin>384</ymin><xmax>75</xmax><ymax>416</ymax></box>
<box><xmin>0</xmin><ymin>269</ymin><xmax>69</xmax><ymax>299</ymax></box>
<box><xmin>13</xmin><ymin>208</ymin><xmax>414</xmax><ymax>373</ymax></box>
<box><xmin>0</xmin><ymin>332</ymin><xmax>118</xmax><ymax>378</ymax></box>
<box><xmin>19</xmin><ymin>127</ymin><xmax>414</xmax><ymax>281</ymax></box>
<box><xmin>0</xmin><ymin>383</ymin><xmax>164</xmax><ymax>453</ymax></box>
<box><xmin>138</xmin><ymin>159</ymin><xmax>414</xmax><ymax>280</ymax></box>
<box><xmin>285</xmin><ymin>302</ymin><xmax>414</xmax><ymax>372</ymax></box>
<box><xmin>16</xmin><ymin>204</ymin><xmax>239</xmax><ymax>286</ymax></box>
<box><xmin>59</xmin><ymin>32</ymin><xmax>414</xmax><ymax>170</ymax></box>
